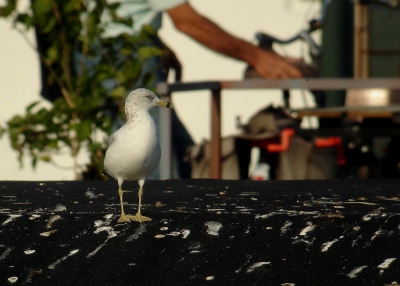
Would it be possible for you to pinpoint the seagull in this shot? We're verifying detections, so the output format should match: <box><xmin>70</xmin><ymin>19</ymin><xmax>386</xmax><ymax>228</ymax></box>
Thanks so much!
<box><xmin>103</xmin><ymin>88</ymin><xmax>172</xmax><ymax>223</ymax></box>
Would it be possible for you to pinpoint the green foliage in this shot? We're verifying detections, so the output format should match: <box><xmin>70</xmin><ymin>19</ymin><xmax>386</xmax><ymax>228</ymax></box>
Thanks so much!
<box><xmin>0</xmin><ymin>0</ymin><xmax>162</xmax><ymax>179</ymax></box>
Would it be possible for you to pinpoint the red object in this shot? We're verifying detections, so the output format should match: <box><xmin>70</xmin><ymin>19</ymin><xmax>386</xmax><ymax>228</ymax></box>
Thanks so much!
<box><xmin>249</xmin><ymin>130</ymin><xmax>347</xmax><ymax>166</ymax></box>
<box><xmin>315</xmin><ymin>137</ymin><xmax>347</xmax><ymax>165</ymax></box>
<box><xmin>250</xmin><ymin>129</ymin><xmax>295</xmax><ymax>153</ymax></box>
<box><xmin>253</xmin><ymin>176</ymin><xmax>265</xmax><ymax>181</ymax></box>
<box><xmin>267</xmin><ymin>129</ymin><xmax>295</xmax><ymax>152</ymax></box>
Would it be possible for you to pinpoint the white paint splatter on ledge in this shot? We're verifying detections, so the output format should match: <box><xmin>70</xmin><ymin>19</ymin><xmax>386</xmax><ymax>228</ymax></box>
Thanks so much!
<box><xmin>181</xmin><ymin>229</ymin><xmax>190</xmax><ymax>238</ymax></box>
<box><xmin>49</xmin><ymin>249</ymin><xmax>80</xmax><ymax>270</ymax></box>
<box><xmin>40</xmin><ymin>230</ymin><xmax>57</xmax><ymax>237</ymax></box>
<box><xmin>24</xmin><ymin>250</ymin><xmax>35</xmax><ymax>255</ymax></box>
<box><xmin>255</xmin><ymin>213</ymin><xmax>274</xmax><ymax>220</ymax></box>
<box><xmin>378</xmin><ymin>258</ymin><xmax>396</xmax><ymax>270</ymax></box>
<box><xmin>29</xmin><ymin>214</ymin><xmax>41</xmax><ymax>220</ymax></box>
<box><xmin>280</xmin><ymin>221</ymin><xmax>293</xmax><ymax>235</ymax></box>
<box><xmin>85</xmin><ymin>190</ymin><xmax>98</xmax><ymax>199</ymax></box>
<box><xmin>2</xmin><ymin>214</ymin><xmax>22</xmax><ymax>225</ymax></box>
<box><xmin>47</xmin><ymin>215</ymin><xmax>62</xmax><ymax>229</ymax></box>
<box><xmin>321</xmin><ymin>236</ymin><xmax>343</xmax><ymax>252</ymax></box>
<box><xmin>7</xmin><ymin>277</ymin><xmax>18</xmax><ymax>284</ymax></box>
<box><xmin>126</xmin><ymin>224</ymin><xmax>147</xmax><ymax>242</ymax></box>
<box><xmin>246</xmin><ymin>262</ymin><xmax>271</xmax><ymax>273</ymax></box>
<box><xmin>87</xmin><ymin>214</ymin><xmax>118</xmax><ymax>258</ymax></box>
<box><xmin>53</xmin><ymin>204</ymin><xmax>67</xmax><ymax>212</ymax></box>
<box><xmin>0</xmin><ymin>246</ymin><xmax>12</xmax><ymax>261</ymax></box>
<box><xmin>347</xmin><ymin>266</ymin><xmax>367</xmax><ymax>278</ymax></box>
<box><xmin>204</xmin><ymin>221</ymin><xmax>223</xmax><ymax>236</ymax></box>
<box><xmin>167</xmin><ymin>231</ymin><xmax>181</xmax><ymax>237</ymax></box>
<box><xmin>299</xmin><ymin>223</ymin><xmax>317</xmax><ymax>236</ymax></box>
<box><xmin>362</xmin><ymin>213</ymin><xmax>379</xmax><ymax>221</ymax></box>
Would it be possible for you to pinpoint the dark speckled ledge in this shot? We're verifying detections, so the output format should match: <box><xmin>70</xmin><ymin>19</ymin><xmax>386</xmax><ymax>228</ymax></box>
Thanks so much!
<box><xmin>1</xmin><ymin>179</ymin><xmax>400</xmax><ymax>286</ymax></box>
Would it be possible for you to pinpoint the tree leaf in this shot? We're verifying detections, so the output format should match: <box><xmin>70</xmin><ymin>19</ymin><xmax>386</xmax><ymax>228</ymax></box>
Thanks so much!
<box><xmin>32</xmin><ymin>0</ymin><xmax>52</xmax><ymax>17</ymax></box>
<box><xmin>26</xmin><ymin>101</ymin><xmax>41</xmax><ymax>113</ymax></box>
<box><xmin>46</xmin><ymin>44</ymin><xmax>59</xmax><ymax>64</ymax></box>
<box><xmin>110</xmin><ymin>86</ymin><xmax>127</xmax><ymax>99</ymax></box>
<box><xmin>138</xmin><ymin>46</ymin><xmax>162</xmax><ymax>60</ymax></box>
<box><xmin>0</xmin><ymin>0</ymin><xmax>17</xmax><ymax>17</ymax></box>
<box><xmin>76</xmin><ymin>120</ymin><xmax>92</xmax><ymax>141</ymax></box>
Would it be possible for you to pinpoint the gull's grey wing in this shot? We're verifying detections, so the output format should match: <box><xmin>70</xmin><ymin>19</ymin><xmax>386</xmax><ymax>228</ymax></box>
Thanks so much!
<box><xmin>107</xmin><ymin>129</ymin><xmax>119</xmax><ymax>147</ymax></box>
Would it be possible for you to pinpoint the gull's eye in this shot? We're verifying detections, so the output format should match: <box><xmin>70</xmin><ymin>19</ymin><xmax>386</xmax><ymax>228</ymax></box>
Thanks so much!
<box><xmin>146</xmin><ymin>95</ymin><xmax>152</xmax><ymax>99</ymax></box>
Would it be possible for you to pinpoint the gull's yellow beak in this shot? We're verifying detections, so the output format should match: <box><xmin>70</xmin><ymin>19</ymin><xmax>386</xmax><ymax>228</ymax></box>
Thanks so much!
<box><xmin>157</xmin><ymin>101</ymin><xmax>173</xmax><ymax>108</ymax></box>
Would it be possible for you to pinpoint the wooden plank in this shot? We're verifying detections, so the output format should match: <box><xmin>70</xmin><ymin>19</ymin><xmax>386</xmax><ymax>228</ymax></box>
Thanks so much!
<box><xmin>157</xmin><ymin>78</ymin><xmax>400</xmax><ymax>94</ymax></box>
<box><xmin>220</xmin><ymin>78</ymin><xmax>400</xmax><ymax>90</ymax></box>
<box><xmin>210</xmin><ymin>90</ymin><xmax>221</xmax><ymax>178</ymax></box>
<box><xmin>157</xmin><ymin>81</ymin><xmax>221</xmax><ymax>95</ymax></box>
<box><xmin>354</xmin><ymin>4</ymin><xmax>369</xmax><ymax>78</ymax></box>
<box><xmin>292</xmin><ymin>105</ymin><xmax>400</xmax><ymax>119</ymax></box>
<box><xmin>158</xmin><ymin>78</ymin><xmax>400</xmax><ymax>94</ymax></box>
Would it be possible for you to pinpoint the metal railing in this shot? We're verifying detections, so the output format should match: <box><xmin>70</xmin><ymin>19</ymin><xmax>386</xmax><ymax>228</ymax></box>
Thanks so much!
<box><xmin>157</xmin><ymin>78</ymin><xmax>400</xmax><ymax>179</ymax></box>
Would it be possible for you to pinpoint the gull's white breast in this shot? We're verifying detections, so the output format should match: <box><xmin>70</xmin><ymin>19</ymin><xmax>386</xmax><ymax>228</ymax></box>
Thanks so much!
<box><xmin>104</xmin><ymin>113</ymin><xmax>161</xmax><ymax>181</ymax></box>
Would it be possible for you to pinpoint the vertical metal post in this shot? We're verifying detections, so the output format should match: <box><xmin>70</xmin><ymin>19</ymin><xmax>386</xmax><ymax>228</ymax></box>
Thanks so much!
<box><xmin>159</xmin><ymin>93</ymin><xmax>172</xmax><ymax>180</ymax></box>
<box><xmin>210</xmin><ymin>89</ymin><xmax>221</xmax><ymax>179</ymax></box>
<box><xmin>354</xmin><ymin>4</ymin><xmax>369</xmax><ymax>78</ymax></box>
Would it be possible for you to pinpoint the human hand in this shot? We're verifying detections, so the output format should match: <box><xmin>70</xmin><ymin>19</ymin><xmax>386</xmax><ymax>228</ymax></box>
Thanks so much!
<box><xmin>251</xmin><ymin>49</ymin><xmax>303</xmax><ymax>79</ymax></box>
<box><xmin>286</xmin><ymin>57</ymin><xmax>318</xmax><ymax>77</ymax></box>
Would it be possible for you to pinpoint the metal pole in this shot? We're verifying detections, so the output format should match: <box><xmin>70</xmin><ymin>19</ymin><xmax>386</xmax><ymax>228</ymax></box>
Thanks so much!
<box><xmin>159</xmin><ymin>93</ymin><xmax>172</xmax><ymax>180</ymax></box>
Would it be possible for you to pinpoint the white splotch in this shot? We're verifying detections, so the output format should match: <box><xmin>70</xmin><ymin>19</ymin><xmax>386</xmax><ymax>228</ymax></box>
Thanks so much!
<box><xmin>126</xmin><ymin>224</ymin><xmax>146</xmax><ymax>242</ymax></box>
<box><xmin>246</xmin><ymin>262</ymin><xmax>270</xmax><ymax>273</ymax></box>
<box><xmin>29</xmin><ymin>214</ymin><xmax>41</xmax><ymax>220</ymax></box>
<box><xmin>280</xmin><ymin>221</ymin><xmax>293</xmax><ymax>235</ymax></box>
<box><xmin>299</xmin><ymin>223</ymin><xmax>317</xmax><ymax>236</ymax></box>
<box><xmin>181</xmin><ymin>229</ymin><xmax>190</xmax><ymax>239</ymax></box>
<box><xmin>0</xmin><ymin>245</ymin><xmax>13</xmax><ymax>261</ymax></box>
<box><xmin>47</xmin><ymin>215</ymin><xmax>62</xmax><ymax>229</ymax></box>
<box><xmin>378</xmin><ymin>257</ymin><xmax>396</xmax><ymax>274</ymax></box>
<box><xmin>53</xmin><ymin>204</ymin><xmax>67</xmax><ymax>212</ymax></box>
<box><xmin>347</xmin><ymin>266</ymin><xmax>367</xmax><ymax>278</ymax></box>
<box><xmin>205</xmin><ymin>221</ymin><xmax>223</xmax><ymax>236</ymax></box>
<box><xmin>7</xmin><ymin>277</ymin><xmax>18</xmax><ymax>284</ymax></box>
<box><xmin>40</xmin><ymin>230</ymin><xmax>57</xmax><ymax>237</ymax></box>
<box><xmin>2</xmin><ymin>214</ymin><xmax>22</xmax><ymax>226</ymax></box>
<box><xmin>49</xmin><ymin>249</ymin><xmax>79</xmax><ymax>269</ymax></box>
<box><xmin>321</xmin><ymin>236</ymin><xmax>343</xmax><ymax>252</ymax></box>
<box><xmin>24</xmin><ymin>250</ymin><xmax>36</xmax><ymax>255</ymax></box>
<box><xmin>85</xmin><ymin>190</ymin><xmax>98</xmax><ymax>199</ymax></box>
<box><xmin>88</xmin><ymin>214</ymin><xmax>118</xmax><ymax>258</ymax></box>
<box><xmin>255</xmin><ymin>213</ymin><xmax>275</xmax><ymax>220</ymax></box>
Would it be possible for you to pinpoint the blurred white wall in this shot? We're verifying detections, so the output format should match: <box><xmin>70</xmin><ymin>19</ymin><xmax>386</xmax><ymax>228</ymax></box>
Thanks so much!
<box><xmin>0</xmin><ymin>0</ymin><xmax>320</xmax><ymax>180</ymax></box>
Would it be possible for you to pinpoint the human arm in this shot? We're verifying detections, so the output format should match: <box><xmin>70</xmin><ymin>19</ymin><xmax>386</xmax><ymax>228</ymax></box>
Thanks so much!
<box><xmin>158</xmin><ymin>37</ymin><xmax>182</xmax><ymax>81</ymax></box>
<box><xmin>166</xmin><ymin>2</ymin><xmax>302</xmax><ymax>78</ymax></box>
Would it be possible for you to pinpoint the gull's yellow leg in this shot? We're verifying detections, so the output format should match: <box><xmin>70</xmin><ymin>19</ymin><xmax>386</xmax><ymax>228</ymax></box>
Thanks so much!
<box><xmin>117</xmin><ymin>181</ymin><xmax>131</xmax><ymax>223</ymax></box>
<box><xmin>127</xmin><ymin>179</ymin><xmax>151</xmax><ymax>223</ymax></box>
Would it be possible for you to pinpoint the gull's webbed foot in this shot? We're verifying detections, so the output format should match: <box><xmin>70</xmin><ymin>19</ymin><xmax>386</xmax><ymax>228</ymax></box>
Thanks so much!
<box><xmin>117</xmin><ymin>213</ymin><xmax>132</xmax><ymax>223</ymax></box>
<box><xmin>127</xmin><ymin>213</ymin><xmax>152</xmax><ymax>223</ymax></box>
